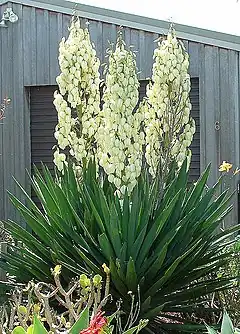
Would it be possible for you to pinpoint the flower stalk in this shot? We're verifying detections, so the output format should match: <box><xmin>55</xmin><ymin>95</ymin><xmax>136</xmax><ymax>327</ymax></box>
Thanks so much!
<box><xmin>97</xmin><ymin>30</ymin><xmax>144</xmax><ymax>194</ymax></box>
<box><xmin>54</xmin><ymin>17</ymin><xmax>101</xmax><ymax>175</ymax></box>
<box><xmin>143</xmin><ymin>28</ymin><xmax>195</xmax><ymax>180</ymax></box>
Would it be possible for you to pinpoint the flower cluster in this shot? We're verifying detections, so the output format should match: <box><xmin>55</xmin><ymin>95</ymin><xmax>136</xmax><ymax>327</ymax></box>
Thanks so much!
<box><xmin>53</xmin><ymin>18</ymin><xmax>101</xmax><ymax>173</ymax></box>
<box><xmin>96</xmin><ymin>33</ymin><xmax>144</xmax><ymax>194</ymax></box>
<box><xmin>218</xmin><ymin>160</ymin><xmax>240</xmax><ymax>178</ymax></box>
<box><xmin>144</xmin><ymin>28</ymin><xmax>195</xmax><ymax>177</ymax></box>
<box><xmin>218</xmin><ymin>160</ymin><xmax>240</xmax><ymax>176</ymax></box>
<box><xmin>53</xmin><ymin>92</ymin><xmax>73</xmax><ymax>151</ymax></box>
<box><xmin>219</xmin><ymin>161</ymin><xmax>233</xmax><ymax>173</ymax></box>
<box><xmin>80</xmin><ymin>311</ymin><xmax>108</xmax><ymax>334</ymax></box>
<box><xmin>53</xmin><ymin>148</ymin><xmax>67</xmax><ymax>172</ymax></box>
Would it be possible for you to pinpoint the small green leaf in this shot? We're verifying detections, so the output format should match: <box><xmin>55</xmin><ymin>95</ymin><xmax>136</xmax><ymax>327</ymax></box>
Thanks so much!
<box><xmin>122</xmin><ymin>327</ymin><xmax>139</xmax><ymax>334</ymax></box>
<box><xmin>107</xmin><ymin>310</ymin><xmax>119</xmax><ymax>324</ymax></box>
<box><xmin>122</xmin><ymin>319</ymin><xmax>148</xmax><ymax>334</ymax></box>
<box><xmin>27</xmin><ymin>325</ymin><xmax>34</xmax><ymax>334</ymax></box>
<box><xmin>69</xmin><ymin>306</ymin><xmax>89</xmax><ymax>334</ymax></box>
<box><xmin>12</xmin><ymin>327</ymin><xmax>27</xmax><ymax>334</ymax></box>
<box><xmin>141</xmin><ymin>296</ymin><xmax>151</xmax><ymax>313</ymax></box>
<box><xmin>33</xmin><ymin>316</ymin><xmax>48</xmax><ymax>334</ymax></box>
<box><xmin>143</xmin><ymin>304</ymin><xmax>165</xmax><ymax>319</ymax></box>
<box><xmin>205</xmin><ymin>324</ymin><xmax>218</xmax><ymax>334</ymax></box>
<box><xmin>221</xmin><ymin>310</ymin><xmax>235</xmax><ymax>334</ymax></box>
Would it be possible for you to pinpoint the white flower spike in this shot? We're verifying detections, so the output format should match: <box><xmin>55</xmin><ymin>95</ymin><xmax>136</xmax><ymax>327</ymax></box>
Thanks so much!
<box><xmin>143</xmin><ymin>27</ymin><xmax>195</xmax><ymax>178</ymax></box>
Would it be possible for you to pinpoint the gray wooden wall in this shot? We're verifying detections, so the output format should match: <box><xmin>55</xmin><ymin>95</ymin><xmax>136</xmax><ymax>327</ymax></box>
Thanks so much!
<box><xmin>0</xmin><ymin>1</ymin><xmax>239</xmax><ymax>226</ymax></box>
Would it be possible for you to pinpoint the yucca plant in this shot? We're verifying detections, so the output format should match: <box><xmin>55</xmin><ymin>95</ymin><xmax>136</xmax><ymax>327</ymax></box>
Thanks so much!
<box><xmin>0</xmin><ymin>159</ymin><xmax>239</xmax><ymax>333</ymax></box>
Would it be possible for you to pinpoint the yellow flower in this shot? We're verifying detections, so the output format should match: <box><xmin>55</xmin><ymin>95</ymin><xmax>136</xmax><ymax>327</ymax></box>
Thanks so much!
<box><xmin>33</xmin><ymin>304</ymin><xmax>41</xmax><ymax>314</ymax></box>
<box><xmin>53</xmin><ymin>264</ymin><xmax>62</xmax><ymax>276</ymax></box>
<box><xmin>79</xmin><ymin>274</ymin><xmax>90</xmax><ymax>288</ymax></box>
<box><xmin>219</xmin><ymin>161</ymin><xmax>233</xmax><ymax>172</ymax></box>
<box><xmin>18</xmin><ymin>305</ymin><xmax>27</xmax><ymax>315</ymax></box>
<box><xmin>93</xmin><ymin>274</ymin><xmax>102</xmax><ymax>287</ymax></box>
<box><xmin>102</xmin><ymin>263</ymin><xmax>110</xmax><ymax>274</ymax></box>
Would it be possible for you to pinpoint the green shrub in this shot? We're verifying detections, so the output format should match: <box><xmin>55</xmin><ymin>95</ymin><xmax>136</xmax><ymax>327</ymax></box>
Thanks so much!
<box><xmin>1</xmin><ymin>160</ymin><xmax>239</xmax><ymax>332</ymax></box>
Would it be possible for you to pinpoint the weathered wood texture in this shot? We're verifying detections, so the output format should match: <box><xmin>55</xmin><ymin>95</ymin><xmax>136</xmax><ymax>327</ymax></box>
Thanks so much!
<box><xmin>0</xmin><ymin>2</ymin><xmax>239</xmax><ymax>226</ymax></box>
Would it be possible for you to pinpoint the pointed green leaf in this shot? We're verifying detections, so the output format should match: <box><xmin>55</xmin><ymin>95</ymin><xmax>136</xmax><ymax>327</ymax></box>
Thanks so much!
<box><xmin>141</xmin><ymin>296</ymin><xmax>151</xmax><ymax>313</ymax></box>
<box><xmin>126</xmin><ymin>257</ymin><xmax>138</xmax><ymax>291</ymax></box>
<box><xmin>128</xmin><ymin>185</ymin><xmax>140</xmax><ymax>249</ymax></box>
<box><xmin>183</xmin><ymin>164</ymin><xmax>211</xmax><ymax>214</ymax></box>
<box><xmin>137</xmin><ymin>191</ymin><xmax>180</xmax><ymax>267</ymax></box>
<box><xmin>107</xmin><ymin>203</ymin><xmax>122</xmax><ymax>258</ymax></box>
<box><xmin>122</xmin><ymin>190</ymin><xmax>130</xmax><ymax>242</ymax></box>
<box><xmin>98</xmin><ymin>233</ymin><xmax>115</xmax><ymax>260</ymax></box>
<box><xmin>27</xmin><ymin>325</ymin><xmax>34</xmax><ymax>334</ymax></box>
<box><xmin>109</xmin><ymin>258</ymin><xmax>128</xmax><ymax>296</ymax></box>
<box><xmin>205</xmin><ymin>324</ymin><xmax>218</xmax><ymax>334</ymax></box>
<box><xmin>69</xmin><ymin>307</ymin><xmax>89</xmax><ymax>334</ymax></box>
<box><xmin>145</xmin><ymin>242</ymin><xmax>168</xmax><ymax>281</ymax></box>
<box><xmin>12</xmin><ymin>326</ymin><xmax>27</xmax><ymax>334</ymax></box>
<box><xmin>221</xmin><ymin>310</ymin><xmax>235</xmax><ymax>334</ymax></box>
<box><xmin>121</xmin><ymin>327</ymin><xmax>140</xmax><ymax>334</ymax></box>
<box><xmin>122</xmin><ymin>319</ymin><xmax>149</xmax><ymax>334</ymax></box>
<box><xmin>107</xmin><ymin>310</ymin><xmax>119</xmax><ymax>324</ymax></box>
<box><xmin>33</xmin><ymin>315</ymin><xmax>48</xmax><ymax>334</ymax></box>
<box><xmin>144</xmin><ymin>303</ymin><xmax>165</xmax><ymax>319</ymax></box>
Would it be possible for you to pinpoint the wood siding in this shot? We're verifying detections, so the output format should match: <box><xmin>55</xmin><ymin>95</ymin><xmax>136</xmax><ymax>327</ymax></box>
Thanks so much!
<box><xmin>0</xmin><ymin>2</ymin><xmax>239</xmax><ymax>226</ymax></box>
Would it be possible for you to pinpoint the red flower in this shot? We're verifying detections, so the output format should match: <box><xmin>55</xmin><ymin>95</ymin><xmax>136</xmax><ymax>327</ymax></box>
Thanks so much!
<box><xmin>80</xmin><ymin>311</ymin><xmax>108</xmax><ymax>334</ymax></box>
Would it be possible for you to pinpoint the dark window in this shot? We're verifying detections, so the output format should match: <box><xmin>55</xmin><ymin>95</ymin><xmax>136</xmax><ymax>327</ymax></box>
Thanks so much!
<box><xmin>30</xmin><ymin>86</ymin><xmax>58</xmax><ymax>174</ymax></box>
<box><xmin>189</xmin><ymin>78</ymin><xmax>200</xmax><ymax>182</ymax></box>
